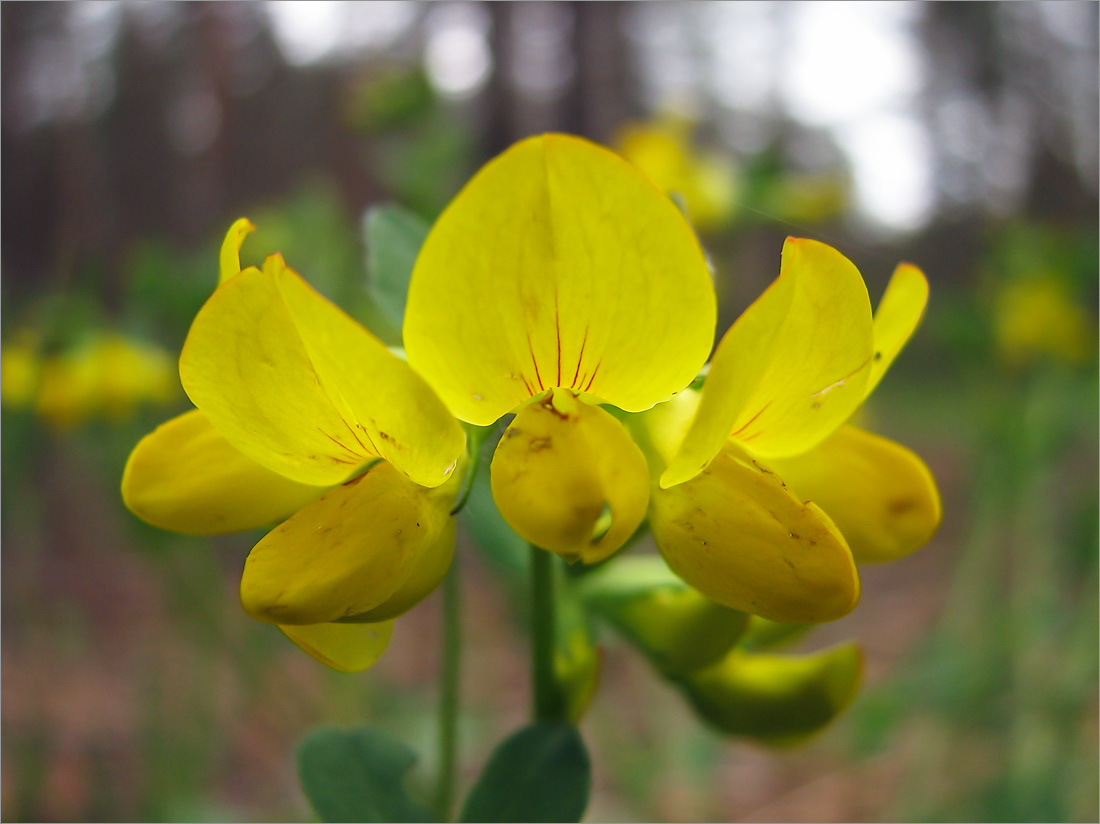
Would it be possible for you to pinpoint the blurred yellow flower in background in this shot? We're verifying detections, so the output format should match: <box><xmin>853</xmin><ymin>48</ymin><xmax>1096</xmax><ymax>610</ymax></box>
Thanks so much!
<box><xmin>0</xmin><ymin>333</ymin><xmax>40</xmax><ymax>408</ymax></box>
<box><xmin>993</xmin><ymin>275</ymin><xmax>1093</xmax><ymax>367</ymax></box>
<box><xmin>616</xmin><ymin>117</ymin><xmax>738</xmax><ymax>231</ymax></box>
<box><xmin>2</xmin><ymin>329</ymin><xmax>178</xmax><ymax>430</ymax></box>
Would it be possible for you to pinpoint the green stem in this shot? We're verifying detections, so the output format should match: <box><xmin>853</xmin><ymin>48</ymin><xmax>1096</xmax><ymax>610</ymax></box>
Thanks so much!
<box><xmin>433</xmin><ymin>555</ymin><xmax>461</xmax><ymax>820</ymax></box>
<box><xmin>449</xmin><ymin>432</ymin><xmax>483</xmax><ymax>516</ymax></box>
<box><xmin>530</xmin><ymin>545</ymin><xmax>566</xmax><ymax>722</ymax></box>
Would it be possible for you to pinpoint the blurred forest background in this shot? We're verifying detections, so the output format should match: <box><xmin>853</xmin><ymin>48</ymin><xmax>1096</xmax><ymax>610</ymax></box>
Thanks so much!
<box><xmin>2</xmin><ymin>2</ymin><xmax>1097</xmax><ymax>822</ymax></box>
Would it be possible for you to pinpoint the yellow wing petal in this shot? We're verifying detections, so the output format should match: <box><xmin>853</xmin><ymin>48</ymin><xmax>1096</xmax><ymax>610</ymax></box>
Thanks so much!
<box><xmin>489</xmin><ymin>388</ymin><xmax>649</xmax><ymax>564</ymax></box>
<box><xmin>181</xmin><ymin>254</ymin><xmax>464</xmax><ymax>488</ymax></box>
<box><xmin>866</xmin><ymin>262</ymin><xmax>928</xmax><ymax>397</ymax></box>
<box><xmin>650</xmin><ymin>440</ymin><xmax>860</xmax><ymax>623</ymax></box>
<box><xmin>239</xmin><ymin>461</ymin><xmax>454</xmax><ymax>625</ymax></box>
<box><xmin>122</xmin><ymin>409</ymin><xmax>327</xmax><ymax>535</ymax></box>
<box><xmin>679</xmin><ymin>643</ymin><xmax>863</xmax><ymax>746</ymax></box>
<box><xmin>662</xmin><ymin>238</ymin><xmax>873</xmax><ymax>486</ymax></box>
<box><xmin>404</xmin><ymin>133</ymin><xmax>716</xmax><ymax>425</ymax></box>
<box><xmin>766</xmin><ymin>425</ymin><xmax>941</xmax><ymax>563</ymax></box>
<box><xmin>218</xmin><ymin>218</ymin><xmax>255</xmax><ymax>285</ymax></box>
<box><xmin>279</xmin><ymin>621</ymin><xmax>394</xmax><ymax>673</ymax></box>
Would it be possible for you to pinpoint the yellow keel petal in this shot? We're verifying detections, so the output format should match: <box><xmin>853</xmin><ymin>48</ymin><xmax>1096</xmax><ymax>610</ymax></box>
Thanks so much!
<box><xmin>490</xmin><ymin>388</ymin><xmax>649</xmax><ymax>564</ymax></box>
<box><xmin>122</xmin><ymin>409</ymin><xmax>326</xmax><ymax>535</ymax></box>
<box><xmin>337</xmin><ymin>518</ymin><xmax>455</xmax><ymax>623</ymax></box>
<box><xmin>404</xmin><ymin>133</ymin><xmax>716</xmax><ymax>424</ymax></box>
<box><xmin>279</xmin><ymin>621</ymin><xmax>394</xmax><ymax>673</ymax></box>
<box><xmin>240</xmin><ymin>461</ymin><xmax>454</xmax><ymax>625</ymax></box>
<box><xmin>766</xmin><ymin>425</ymin><xmax>941</xmax><ymax>563</ymax></box>
<box><xmin>651</xmin><ymin>440</ymin><xmax>860</xmax><ymax>623</ymax></box>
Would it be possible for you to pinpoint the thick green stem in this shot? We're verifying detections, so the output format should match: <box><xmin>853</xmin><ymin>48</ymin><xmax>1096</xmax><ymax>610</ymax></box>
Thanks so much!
<box><xmin>530</xmin><ymin>545</ymin><xmax>566</xmax><ymax>722</ymax></box>
<box><xmin>433</xmin><ymin>556</ymin><xmax>461</xmax><ymax>821</ymax></box>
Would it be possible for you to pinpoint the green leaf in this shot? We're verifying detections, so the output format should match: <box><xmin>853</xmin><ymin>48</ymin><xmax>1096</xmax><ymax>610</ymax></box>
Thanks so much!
<box><xmin>364</xmin><ymin>204</ymin><xmax>430</xmax><ymax>331</ymax></box>
<box><xmin>297</xmin><ymin>726</ymin><xmax>434</xmax><ymax>823</ymax></box>
<box><xmin>460</xmin><ymin>723</ymin><xmax>591</xmax><ymax>823</ymax></box>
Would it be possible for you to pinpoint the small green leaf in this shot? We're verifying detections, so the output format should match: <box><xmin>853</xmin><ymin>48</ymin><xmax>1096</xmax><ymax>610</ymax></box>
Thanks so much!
<box><xmin>460</xmin><ymin>723</ymin><xmax>591</xmax><ymax>823</ymax></box>
<box><xmin>364</xmin><ymin>204</ymin><xmax>430</xmax><ymax>330</ymax></box>
<box><xmin>297</xmin><ymin>726</ymin><xmax>434</xmax><ymax>823</ymax></box>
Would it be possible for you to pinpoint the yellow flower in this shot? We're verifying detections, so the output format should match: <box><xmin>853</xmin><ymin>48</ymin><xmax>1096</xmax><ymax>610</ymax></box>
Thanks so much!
<box><xmin>993</xmin><ymin>275</ymin><xmax>1093</xmax><ymax>366</ymax></box>
<box><xmin>403</xmin><ymin>134</ymin><xmax>717</xmax><ymax>564</ymax></box>
<box><xmin>615</xmin><ymin>117</ymin><xmax>737</xmax><ymax>231</ymax></box>
<box><xmin>122</xmin><ymin>220</ymin><xmax>467</xmax><ymax>671</ymax></box>
<box><xmin>405</xmin><ymin>133</ymin><xmax>938</xmax><ymax>625</ymax></box>
<box><xmin>3</xmin><ymin>328</ymin><xmax>177</xmax><ymax>430</ymax></box>
<box><xmin>1</xmin><ymin>335</ymin><xmax>41</xmax><ymax>409</ymax></box>
<box><xmin>643</xmin><ymin>240</ymin><xmax>941</xmax><ymax>622</ymax></box>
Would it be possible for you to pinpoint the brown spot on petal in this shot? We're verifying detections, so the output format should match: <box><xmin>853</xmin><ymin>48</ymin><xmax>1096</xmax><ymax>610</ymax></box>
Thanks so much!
<box><xmin>889</xmin><ymin>497</ymin><xmax>918</xmax><ymax>516</ymax></box>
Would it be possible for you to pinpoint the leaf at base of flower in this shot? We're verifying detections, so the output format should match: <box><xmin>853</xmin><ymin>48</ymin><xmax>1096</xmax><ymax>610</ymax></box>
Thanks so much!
<box><xmin>459</xmin><ymin>722</ymin><xmax>591</xmax><ymax>823</ymax></box>
<box><xmin>297</xmin><ymin>726</ymin><xmax>434</xmax><ymax>823</ymax></box>
<box><xmin>364</xmin><ymin>204</ymin><xmax>430</xmax><ymax>332</ymax></box>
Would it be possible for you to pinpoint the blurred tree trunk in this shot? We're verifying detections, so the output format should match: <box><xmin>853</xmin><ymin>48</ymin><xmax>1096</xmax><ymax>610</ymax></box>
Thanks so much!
<box><xmin>483</xmin><ymin>1</ymin><xmax>630</xmax><ymax>153</ymax></box>
<box><xmin>568</xmin><ymin>2</ymin><xmax>631</xmax><ymax>144</ymax></box>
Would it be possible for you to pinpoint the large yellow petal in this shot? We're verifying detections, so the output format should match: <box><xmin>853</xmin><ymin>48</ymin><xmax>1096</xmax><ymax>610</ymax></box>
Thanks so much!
<box><xmin>122</xmin><ymin>409</ymin><xmax>327</xmax><ymax>535</ymax></box>
<box><xmin>239</xmin><ymin>461</ymin><xmax>454</xmax><ymax>625</ymax></box>
<box><xmin>489</xmin><ymin>388</ymin><xmax>649</xmax><ymax>564</ymax></box>
<box><xmin>866</xmin><ymin>263</ymin><xmax>928</xmax><ymax>398</ymax></box>
<box><xmin>650</xmin><ymin>440</ymin><xmax>860</xmax><ymax>623</ymax></box>
<box><xmin>765</xmin><ymin>425</ymin><xmax>941</xmax><ymax>563</ymax></box>
<box><xmin>181</xmin><ymin>254</ymin><xmax>464</xmax><ymax>488</ymax></box>
<box><xmin>662</xmin><ymin>238</ymin><xmax>873</xmax><ymax>487</ymax></box>
<box><xmin>404</xmin><ymin>133</ymin><xmax>716</xmax><ymax>425</ymax></box>
<box><xmin>679</xmin><ymin>643</ymin><xmax>863</xmax><ymax>745</ymax></box>
<box><xmin>218</xmin><ymin>218</ymin><xmax>255</xmax><ymax>285</ymax></box>
<box><xmin>279</xmin><ymin>621</ymin><xmax>394</xmax><ymax>673</ymax></box>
